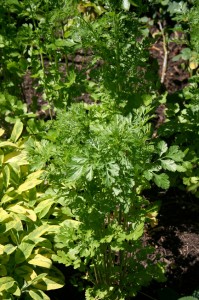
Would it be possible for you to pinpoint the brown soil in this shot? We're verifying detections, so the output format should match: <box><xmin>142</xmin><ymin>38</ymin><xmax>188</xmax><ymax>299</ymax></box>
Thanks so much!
<box><xmin>136</xmin><ymin>188</ymin><xmax>199</xmax><ymax>300</ymax></box>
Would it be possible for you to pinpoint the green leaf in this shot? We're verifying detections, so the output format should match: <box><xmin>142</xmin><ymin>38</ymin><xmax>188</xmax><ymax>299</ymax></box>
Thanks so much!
<box><xmin>35</xmin><ymin>199</ymin><xmax>55</xmax><ymax>219</ymax></box>
<box><xmin>29</xmin><ymin>273</ymin><xmax>48</xmax><ymax>286</ymax></box>
<box><xmin>3</xmin><ymin>165</ymin><xmax>10</xmax><ymax>188</ymax></box>
<box><xmin>17</xmin><ymin>178</ymin><xmax>43</xmax><ymax>193</ymax></box>
<box><xmin>153</xmin><ymin>173</ymin><xmax>170</xmax><ymax>189</ymax></box>
<box><xmin>7</xmin><ymin>204</ymin><xmax>37</xmax><ymax>221</ymax></box>
<box><xmin>33</xmin><ymin>276</ymin><xmax>64</xmax><ymax>291</ymax></box>
<box><xmin>0</xmin><ymin>128</ymin><xmax>5</xmax><ymax>137</ymax></box>
<box><xmin>15</xmin><ymin>240</ymin><xmax>36</xmax><ymax>264</ymax></box>
<box><xmin>29</xmin><ymin>289</ymin><xmax>50</xmax><ymax>300</ymax></box>
<box><xmin>1</xmin><ymin>213</ymin><xmax>23</xmax><ymax>233</ymax></box>
<box><xmin>0</xmin><ymin>277</ymin><xmax>16</xmax><ymax>292</ymax></box>
<box><xmin>157</xmin><ymin>141</ymin><xmax>168</xmax><ymax>157</ymax></box>
<box><xmin>161</xmin><ymin>159</ymin><xmax>177</xmax><ymax>172</ymax></box>
<box><xmin>131</xmin><ymin>222</ymin><xmax>144</xmax><ymax>240</ymax></box>
<box><xmin>28</xmin><ymin>254</ymin><xmax>52</xmax><ymax>268</ymax></box>
<box><xmin>4</xmin><ymin>244</ymin><xmax>17</xmax><ymax>255</ymax></box>
<box><xmin>10</xmin><ymin>119</ymin><xmax>23</xmax><ymax>143</ymax></box>
<box><xmin>143</xmin><ymin>170</ymin><xmax>153</xmax><ymax>181</ymax></box>
<box><xmin>166</xmin><ymin>146</ymin><xmax>185</xmax><ymax>162</ymax></box>
<box><xmin>0</xmin><ymin>142</ymin><xmax>17</xmax><ymax>148</ymax></box>
<box><xmin>0</xmin><ymin>265</ymin><xmax>7</xmax><ymax>276</ymax></box>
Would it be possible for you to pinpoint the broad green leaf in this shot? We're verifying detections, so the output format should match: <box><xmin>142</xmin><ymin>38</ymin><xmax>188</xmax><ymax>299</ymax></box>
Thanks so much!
<box><xmin>25</xmin><ymin>224</ymin><xmax>58</xmax><ymax>241</ymax></box>
<box><xmin>0</xmin><ymin>141</ymin><xmax>17</xmax><ymax>148</ymax></box>
<box><xmin>157</xmin><ymin>141</ymin><xmax>168</xmax><ymax>157</ymax></box>
<box><xmin>13</xmin><ymin>285</ymin><xmax>21</xmax><ymax>297</ymax></box>
<box><xmin>0</xmin><ymin>245</ymin><xmax>4</xmax><ymax>255</ymax></box>
<box><xmin>35</xmin><ymin>199</ymin><xmax>55</xmax><ymax>219</ymax></box>
<box><xmin>166</xmin><ymin>146</ymin><xmax>185</xmax><ymax>162</ymax></box>
<box><xmin>7</xmin><ymin>204</ymin><xmax>37</xmax><ymax>221</ymax></box>
<box><xmin>17</xmin><ymin>178</ymin><xmax>43</xmax><ymax>193</ymax></box>
<box><xmin>153</xmin><ymin>173</ymin><xmax>170</xmax><ymax>189</ymax></box>
<box><xmin>1</xmin><ymin>188</ymin><xmax>16</xmax><ymax>204</ymax></box>
<box><xmin>0</xmin><ymin>277</ymin><xmax>16</xmax><ymax>292</ymax></box>
<box><xmin>27</xmin><ymin>170</ymin><xmax>44</xmax><ymax>180</ymax></box>
<box><xmin>0</xmin><ymin>265</ymin><xmax>7</xmax><ymax>276</ymax></box>
<box><xmin>15</xmin><ymin>265</ymin><xmax>37</xmax><ymax>281</ymax></box>
<box><xmin>143</xmin><ymin>170</ymin><xmax>153</xmax><ymax>181</ymax></box>
<box><xmin>0</xmin><ymin>128</ymin><xmax>5</xmax><ymax>137</ymax></box>
<box><xmin>1</xmin><ymin>213</ymin><xmax>23</xmax><ymax>233</ymax></box>
<box><xmin>3</xmin><ymin>165</ymin><xmax>10</xmax><ymax>188</ymax></box>
<box><xmin>17</xmin><ymin>170</ymin><xmax>44</xmax><ymax>193</ymax></box>
<box><xmin>33</xmin><ymin>276</ymin><xmax>64</xmax><ymax>290</ymax></box>
<box><xmin>176</xmin><ymin>165</ymin><xmax>186</xmax><ymax>172</ymax></box>
<box><xmin>15</xmin><ymin>240</ymin><xmax>35</xmax><ymax>263</ymax></box>
<box><xmin>10</xmin><ymin>119</ymin><xmax>23</xmax><ymax>143</ymax></box>
<box><xmin>4</xmin><ymin>151</ymin><xmax>28</xmax><ymax>165</ymax></box>
<box><xmin>0</xmin><ymin>208</ymin><xmax>9</xmax><ymax>221</ymax></box>
<box><xmin>28</xmin><ymin>254</ymin><xmax>52</xmax><ymax>268</ymax></box>
<box><xmin>29</xmin><ymin>289</ymin><xmax>50</xmax><ymax>300</ymax></box>
<box><xmin>4</xmin><ymin>244</ymin><xmax>17</xmax><ymax>255</ymax></box>
<box><xmin>28</xmin><ymin>273</ymin><xmax>48</xmax><ymax>286</ymax></box>
<box><xmin>161</xmin><ymin>159</ymin><xmax>177</xmax><ymax>172</ymax></box>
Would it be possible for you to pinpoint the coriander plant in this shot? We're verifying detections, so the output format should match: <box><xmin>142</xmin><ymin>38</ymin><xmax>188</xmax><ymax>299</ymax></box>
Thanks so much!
<box><xmin>27</xmin><ymin>100</ymin><xmax>186</xmax><ymax>299</ymax></box>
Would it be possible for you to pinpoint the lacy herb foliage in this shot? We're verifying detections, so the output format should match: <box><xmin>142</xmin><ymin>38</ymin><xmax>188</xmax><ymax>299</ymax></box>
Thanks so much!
<box><xmin>27</xmin><ymin>101</ymin><xmax>186</xmax><ymax>299</ymax></box>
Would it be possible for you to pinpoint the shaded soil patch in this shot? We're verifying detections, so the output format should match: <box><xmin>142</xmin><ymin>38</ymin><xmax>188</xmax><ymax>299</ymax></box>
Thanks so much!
<box><xmin>135</xmin><ymin>189</ymin><xmax>199</xmax><ymax>300</ymax></box>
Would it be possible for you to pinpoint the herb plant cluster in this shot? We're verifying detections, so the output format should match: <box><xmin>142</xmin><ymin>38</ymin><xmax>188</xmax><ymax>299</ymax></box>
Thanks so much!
<box><xmin>0</xmin><ymin>0</ymin><xmax>199</xmax><ymax>299</ymax></box>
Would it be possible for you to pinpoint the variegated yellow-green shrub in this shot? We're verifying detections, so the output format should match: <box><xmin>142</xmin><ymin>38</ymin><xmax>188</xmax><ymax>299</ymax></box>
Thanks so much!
<box><xmin>0</xmin><ymin>120</ymin><xmax>65</xmax><ymax>300</ymax></box>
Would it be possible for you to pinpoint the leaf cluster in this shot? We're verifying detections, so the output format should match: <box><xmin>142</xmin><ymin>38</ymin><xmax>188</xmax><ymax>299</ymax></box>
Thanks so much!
<box><xmin>0</xmin><ymin>122</ymin><xmax>68</xmax><ymax>299</ymax></box>
<box><xmin>27</xmin><ymin>101</ymin><xmax>187</xmax><ymax>299</ymax></box>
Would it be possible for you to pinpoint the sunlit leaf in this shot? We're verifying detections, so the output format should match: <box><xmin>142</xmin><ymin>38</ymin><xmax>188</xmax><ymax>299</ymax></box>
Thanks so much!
<box><xmin>10</xmin><ymin>119</ymin><xmax>23</xmax><ymax>143</ymax></box>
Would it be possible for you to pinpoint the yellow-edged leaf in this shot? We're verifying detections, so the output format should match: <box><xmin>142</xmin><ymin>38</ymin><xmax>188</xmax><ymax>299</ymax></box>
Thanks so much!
<box><xmin>4</xmin><ymin>151</ymin><xmax>28</xmax><ymax>165</ymax></box>
<box><xmin>15</xmin><ymin>265</ymin><xmax>37</xmax><ymax>281</ymax></box>
<box><xmin>17</xmin><ymin>178</ymin><xmax>43</xmax><ymax>193</ymax></box>
<box><xmin>15</xmin><ymin>240</ymin><xmax>36</xmax><ymax>264</ymax></box>
<box><xmin>28</xmin><ymin>289</ymin><xmax>50</xmax><ymax>300</ymax></box>
<box><xmin>0</xmin><ymin>277</ymin><xmax>16</xmax><ymax>292</ymax></box>
<box><xmin>35</xmin><ymin>199</ymin><xmax>55</xmax><ymax>218</ymax></box>
<box><xmin>0</xmin><ymin>128</ymin><xmax>5</xmax><ymax>137</ymax></box>
<box><xmin>7</xmin><ymin>204</ymin><xmax>37</xmax><ymax>221</ymax></box>
<box><xmin>33</xmin><ymin>276</ymin><xmax>64</xmax><ymax>290</ymax></box>
<box><xmin>0</xmin><ymin>141</ymin><xmax>18</xmax><ymax>148</ymax></box>
<box><xmin>28</xmin><ymin>254</ymin><xmax>52</xmax><ymax>268</ymax></box>
<box><xmin>3</xmin><ymin>164</ymin><xmax>10</xmax><ymax>188</ymax></box>
<box><xmin>10</xmin><ymin>119</ymin><xmax>23</xmax><ymax>142</ymax></box>
<box><xmin>4</xmin><ymin>244</ymin><xmax>17</xmax><ymax>255</ymax></box>
<box><xmin>29</xmin><ymin>289</ymin><xmax>50</xmax><ymax>300</ymax></box>
<box><xmin>0</xmin><ymin>245</ymin><xmax>4</xmax><ymax>255</ymax></box>
<box><xmin>27</xmin><ymin>170</ymin><xmax>44</xmax><ymax>180</ymax></box>
<box><xmin>0</xmin><ymin>207</ymin><xmax>9</xmax><ymax>221</ymax></box>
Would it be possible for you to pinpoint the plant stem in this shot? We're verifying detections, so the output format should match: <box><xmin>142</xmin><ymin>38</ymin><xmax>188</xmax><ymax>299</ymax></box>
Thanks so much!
<box><xmin>158</xmin><ymin>21</ymin><xmax>168</xmax><ymax>84</ymax></box>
